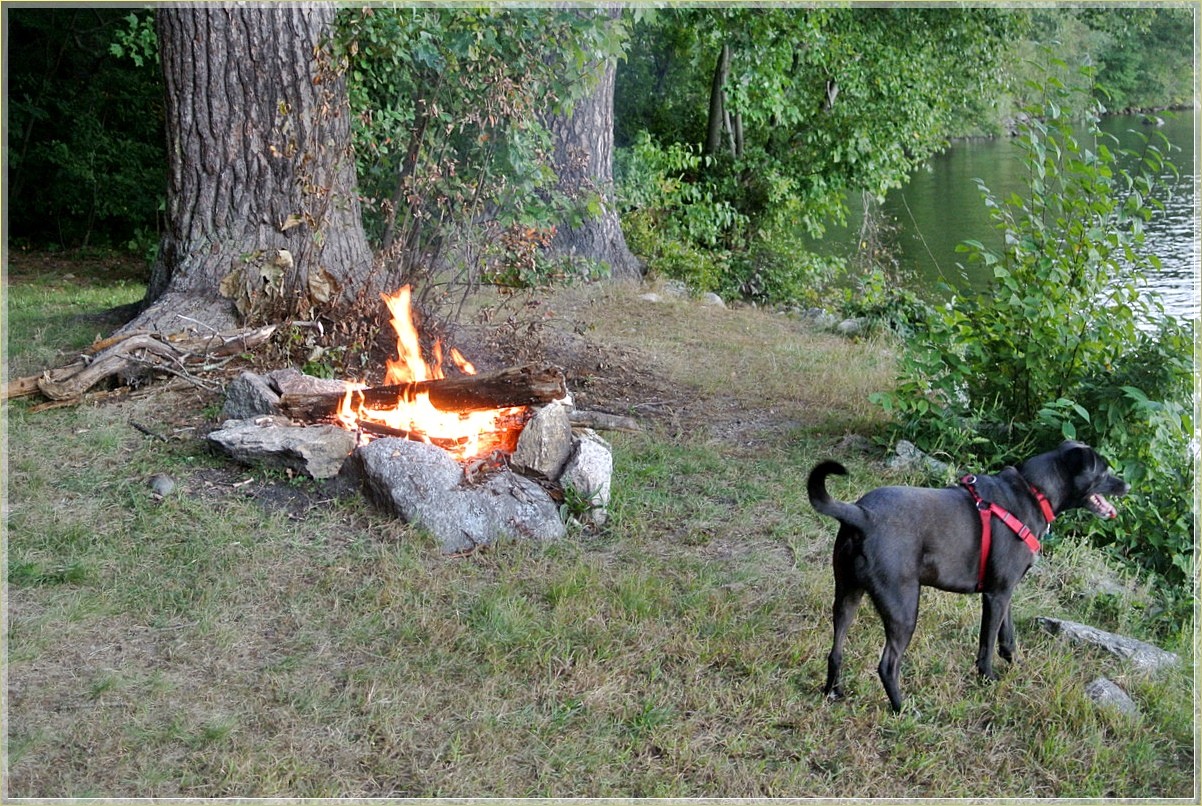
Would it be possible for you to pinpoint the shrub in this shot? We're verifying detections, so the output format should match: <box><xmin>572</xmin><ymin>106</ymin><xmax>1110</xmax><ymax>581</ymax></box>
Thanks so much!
<box><xmin>617</xmin><ymin>131</ymin><xmax>844</xmax><ymax>305</ymax></box>
<box><xmin>873</xmin><ymin>55</ymin><xmax>1194</xmax><ymax>617</ymax></box>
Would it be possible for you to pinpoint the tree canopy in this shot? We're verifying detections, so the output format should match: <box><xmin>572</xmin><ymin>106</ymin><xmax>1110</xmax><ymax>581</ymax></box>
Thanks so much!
<box><xmin>616</xmin><ymin>7</ymin><xmax>1023</xmax><ymax>241</ymax></box>
<box><xmin>5</xmin><ymin>5</ymin><xmax>1193</xmax><ymax>307</ymax></box>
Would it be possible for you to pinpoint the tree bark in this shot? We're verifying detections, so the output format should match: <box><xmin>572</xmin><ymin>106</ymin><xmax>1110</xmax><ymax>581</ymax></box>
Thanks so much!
<box><xmin>124</xmin><ymin>7</ymin><xmax>375</xmax><ymax>335</ymax></box>
<box><xmin>705</xmin><ymin>43</ymin><xmax>731</xmax><ymax>157</ymax></box>
<box><xmin>544</xmin><ymin>8</ymin><xmax>642</xmax><ymax>281</ymax></box>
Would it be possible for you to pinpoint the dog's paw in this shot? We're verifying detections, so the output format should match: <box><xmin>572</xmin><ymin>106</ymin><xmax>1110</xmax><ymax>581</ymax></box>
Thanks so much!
<box><xmin>976</xmin><ymin>666</ymin><xmax>1001</xmax><ymax>682</ymax></box>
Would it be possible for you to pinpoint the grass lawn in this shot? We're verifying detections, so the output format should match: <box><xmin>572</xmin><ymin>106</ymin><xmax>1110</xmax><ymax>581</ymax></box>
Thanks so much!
<box><xmin>3</xmin><ymin>253</ymin><xmax>1195</xmax><ymax>798</ymax></box>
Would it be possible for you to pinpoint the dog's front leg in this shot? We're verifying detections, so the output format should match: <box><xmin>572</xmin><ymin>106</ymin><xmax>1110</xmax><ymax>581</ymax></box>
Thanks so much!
<box><xmin>976</xmin><ymin>590</ymin><xmax>1012</xmax><ymax>680</ymax></box>
<box><xmin>997</xmin><ymin>604</ymin><xmax>1017</xmax><ymax>663</ymax></box>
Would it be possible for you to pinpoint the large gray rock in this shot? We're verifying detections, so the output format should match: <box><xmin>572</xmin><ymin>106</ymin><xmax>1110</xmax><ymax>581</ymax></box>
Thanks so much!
<box><xmin>511</xmin><ymin>401</ymin><xmax>574</xmax><ymax>479</ymax></box>
<box><xmin>206</xmin><ymin>416</ymin><xmax>357</xmax><ymax>479</ymax></box>
<box><xmin>343</xmin><ymin>438</ymin><xmax>565</xmax><ymax>554</ymax></box>
<box><xmin>1037</xmin><ymin>617</ymin><xmax>1180</xmax><ymax>673</ymax></box>
<box><xmin>560</xmin><ymin>429</ymin><xmax>613</xmax><ymax>527</ymax></box>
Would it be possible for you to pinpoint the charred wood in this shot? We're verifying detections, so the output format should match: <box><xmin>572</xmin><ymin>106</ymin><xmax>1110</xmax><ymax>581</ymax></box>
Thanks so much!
<box><xmin>279</xmin><ymin>362</ymin><xmax>566</xmax><ymax>418</ymax></box>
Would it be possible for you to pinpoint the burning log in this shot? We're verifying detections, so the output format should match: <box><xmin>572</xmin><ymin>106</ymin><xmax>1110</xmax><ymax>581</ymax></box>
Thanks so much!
<box><xmin>278</xmin><ymin>362</ymin><xmax>567</xmax><ymax>418</ymax></box>
<box><xmin>351</xmin><ymin>415</ymin><xmax>531</xmax><ymax>455</ymax></box>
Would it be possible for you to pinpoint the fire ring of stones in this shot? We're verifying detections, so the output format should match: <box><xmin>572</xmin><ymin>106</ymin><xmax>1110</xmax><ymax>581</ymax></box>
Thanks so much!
<box><xmin>208</xmin><ymin>368</ymin><xmax>614</xmax><ymax>554</ymax></box>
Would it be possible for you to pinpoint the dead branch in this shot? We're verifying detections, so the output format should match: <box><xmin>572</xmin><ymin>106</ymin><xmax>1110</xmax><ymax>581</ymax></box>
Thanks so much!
<box><xmin>6</xmin><ymin>325</ymin><xmax>277</xmax><ymax>404</ymax></box>
<box><xmin>568</xmin><ymin>409</ymin><xmax>641</xmax><ymax>433</ymax></box>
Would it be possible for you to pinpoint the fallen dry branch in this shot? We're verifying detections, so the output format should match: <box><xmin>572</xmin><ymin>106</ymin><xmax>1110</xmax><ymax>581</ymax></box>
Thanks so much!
<box><xmin>568</xmin><ymin>409</ymin><xmax>641</xmax><ymax>433</ymax></box>
<box><xmin>5</xmin><ymin>325</ymin><xmax>277</xmax><ymax>403</ymax></box>
<box><xmin>279</xmin><ymin>362</ymin><xmax>567</xmax><ymax>417</ymax></box>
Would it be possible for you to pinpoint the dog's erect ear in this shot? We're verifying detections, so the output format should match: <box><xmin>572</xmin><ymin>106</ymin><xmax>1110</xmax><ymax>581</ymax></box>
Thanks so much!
<box><xmin>1060</xmin><ymin>441</ymin><xmax>1105</xmax><ymax>477</ymax></box>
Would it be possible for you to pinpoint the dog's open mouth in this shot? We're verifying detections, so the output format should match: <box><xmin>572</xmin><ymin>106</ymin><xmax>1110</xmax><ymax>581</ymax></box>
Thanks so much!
<box><xmin>1087</xmin><ymin>493</ymin><xmax>1119</xmax><ymax>519</ymax></box>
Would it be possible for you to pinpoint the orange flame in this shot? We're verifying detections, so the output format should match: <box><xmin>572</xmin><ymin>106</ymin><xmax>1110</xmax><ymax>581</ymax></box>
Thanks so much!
<box><xmin>333</xmin><ymin>285</ymin><xmax>526</xmax><ymax>460</ymax></box>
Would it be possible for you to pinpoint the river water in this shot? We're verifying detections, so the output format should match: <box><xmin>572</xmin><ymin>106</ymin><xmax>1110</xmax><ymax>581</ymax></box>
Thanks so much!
<box><xmin>822</xmin><ymin>113</ymin><xmax>1199</xmax><ymax>322</ymax></box>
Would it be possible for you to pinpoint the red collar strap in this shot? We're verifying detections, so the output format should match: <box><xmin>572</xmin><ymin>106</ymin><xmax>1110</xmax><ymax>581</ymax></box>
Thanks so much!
<box><xmin>961</xmin><ymin>474</ymin><xmax>1054</xmax><ymax>592</ymax></box>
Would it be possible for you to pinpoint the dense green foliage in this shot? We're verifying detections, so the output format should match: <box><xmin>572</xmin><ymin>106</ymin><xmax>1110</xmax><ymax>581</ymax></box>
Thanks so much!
<box><xmin>611</xmin><ymin>7</ymin><xmax>1194</xmax><ymax>305</ymax></box>
<box><xmin>328</xmin><ymin>7</ymin><xmax>625</xmax><ymax>293</ymax></box>
<box><xmin>613</xmin><ymin>7</ymin><xmax>1022</xmax><ymax>298</ymax></box>
<box><xmin>6</xmin><ymin>6</ymin><xmax>1192</xmax><ymax>275</ymax></box>
<box><xmin>8</xmin><ymin>10</ymin><xmax>165</xmax><ymax>254</ymax></box>
<box><xmin>874</xmin><ymin>59</ymin><xmax>1194</xmax><ymax>620</ymax></box>
<box><xmin>1024</xmin><ymin>8</ymin><xmax>1195</xmax><ymax>117</ymax></box>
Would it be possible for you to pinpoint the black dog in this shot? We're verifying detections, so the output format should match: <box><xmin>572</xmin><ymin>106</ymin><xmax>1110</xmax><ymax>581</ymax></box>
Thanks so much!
<box><xmin>808</xmin><ymin>440</ymin><xmax>1128</xmax><ymax>713</ymax></box>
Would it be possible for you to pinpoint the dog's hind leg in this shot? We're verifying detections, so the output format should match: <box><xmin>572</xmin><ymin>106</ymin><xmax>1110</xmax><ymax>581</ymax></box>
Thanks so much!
<box><xmin>824</xmin><ymin>580</ymin><xmax>864</xmax><ymax>701</ymax></box>
<box><xmin>824</xmin><ymin>529</ymin><xmax>864</xmax><ymax>701</ymax></box>
<box><xmin>872</xmin><ymin>583</ymin><xmax>920</xmax><ymax>713</ymax></box>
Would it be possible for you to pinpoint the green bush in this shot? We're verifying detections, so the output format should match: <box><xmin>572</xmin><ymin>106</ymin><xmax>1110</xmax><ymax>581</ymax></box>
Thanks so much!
<box><xmin>723</xmin><ymin>240</ymin><xmax>844</xmax><ymax>307</ymax></box>
<box><xmin>8</xmin><ymin>9</ymin><xmax>165</xmax><ymax>251</ymax></box>
<box><xmin>617</xmin><ymin>132</ymin><xmax>846</xmax><ymax>305</ymax></box>
<box><xmin>874</xmin><ymin>55</ymin><xmax>1194</xmax><ymax>619</ymax></box>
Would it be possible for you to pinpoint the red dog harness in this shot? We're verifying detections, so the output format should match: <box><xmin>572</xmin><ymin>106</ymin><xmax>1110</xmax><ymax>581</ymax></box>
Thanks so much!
<box><xmin>960</xmin><ymin>474</ymin><xmax>1055</xmax><ymax>591</ymax></box>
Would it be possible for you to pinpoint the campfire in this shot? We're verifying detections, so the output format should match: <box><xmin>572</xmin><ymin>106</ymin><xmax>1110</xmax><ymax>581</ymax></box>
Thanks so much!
<box><xmin>329</xmin><ymin>286</ymin><xmax>532</xmax><ymax>461</ymax></box>
<box><xmin>207</xmin><ymin>286</ymin><xmax>619</xmax><ymax>554</ymax></box>
<box><xmin>276</xmin><ymin>285</ymin><xmax>567</xmax><ymax>463</ymax></box>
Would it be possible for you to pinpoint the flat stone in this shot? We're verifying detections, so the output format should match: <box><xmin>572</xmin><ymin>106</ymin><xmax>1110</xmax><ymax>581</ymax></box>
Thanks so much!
<box><xmin>1085</xmin><ymin>677</ymin><xmax>1140</xmax><ymax>718</ymax></box>
<box><xmin>206</xmin><ymin>416</ymin><xmax>357</xmax><ymax>479</ymax></box>
<box><xmin>560</xmin><ymin>429</ymin><xmax>613</xmax><ymax>527</ymax></box>
<box><xmin>511</xmin><ymin>401</ymin><xmax>574</xmax><ymax>479</ymax></box>
<box><xmin>1037</xmin><ymin>617</ymin><xmax>1180</xmax><ymax>673</ymax></box>
<box><xmin>342</xmin><ymin>438</ymin><xmax>565</xmax><ymax>554</ymax></box>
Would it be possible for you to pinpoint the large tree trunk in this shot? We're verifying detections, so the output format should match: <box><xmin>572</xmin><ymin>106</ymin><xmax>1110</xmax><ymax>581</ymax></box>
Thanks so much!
<box><xmin>124</xmin><ymin>7</ymin><xmax>375</xmax><ymax>335</ymax></box>
<box><xmin>544</xmin><ymin>8</ymin><xmax>642</xmax><ymax>282</ymax></box>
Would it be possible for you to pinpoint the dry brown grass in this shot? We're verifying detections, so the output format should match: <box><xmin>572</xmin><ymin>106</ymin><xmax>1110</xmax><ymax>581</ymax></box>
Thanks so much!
<box><xmin>5</xmin><ymin>273</ymin><xmax>1194</xmax><ymax>798</ymax></box>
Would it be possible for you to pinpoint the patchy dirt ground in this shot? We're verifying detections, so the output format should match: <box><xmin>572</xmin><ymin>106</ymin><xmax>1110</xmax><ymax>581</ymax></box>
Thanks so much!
<box><xmin>8</xmin><ymin>253</ymin><xmax>893</xmax><ymax>519</ymax></box>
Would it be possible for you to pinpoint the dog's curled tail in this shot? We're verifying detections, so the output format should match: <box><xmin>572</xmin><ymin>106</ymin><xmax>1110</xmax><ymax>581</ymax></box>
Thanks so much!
<box><xmin>807</xmin><ymin>461</ymin><xmax>869</xmax><ymax>531</ymax></box>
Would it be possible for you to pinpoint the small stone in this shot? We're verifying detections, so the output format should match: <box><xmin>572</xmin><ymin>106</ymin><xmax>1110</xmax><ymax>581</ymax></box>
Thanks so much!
<box><xmin>222</xmin><ymin>371</ymin><xmax>281</xmax><ymax>419</ymax></box>
<box><xmin>511</xmin><ymin>401</ymin><xmax>574</xmax><ymax>479</ymax></box>
<box><xmin>1085</xmin><ymin>677</ymin><xmax>1140</xmax><ymax>718</ymax></box>
<box><xmin>802</xmin><ymin>308</ymin><xmax>840</xmax><ymax>330</ymax></box>
<box><xmin>836</xmin><ymin>317</ymin><xmax>867</xmax><ymax>336</ymax></box>
<box><xmin>638</xmin><ymin>292</ymin><xmax>663</xmax><ymax>303</ymax></box>
<box><xmin>700</xmin><ymin>292</ymin><xmax>726</xmax><ymax>308</ymax></box>
<box><xmin>147</xmin><ymin>473</ymin><xmax>175</xmax><ymax>498</ymax></box>
<box><xmin>886</xmin><ymin>439</ymin><xmax>952</xmax><ymax>477</ymax></box>
<box><xmin>662</xmin><ymin>280</ymin><xmax>689</xmax><ymax>298</ymax></box>
<box><xmin>560</xmin><ymin>429</ymin><xmax>613</xmax><ymax>527</ymax></box>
